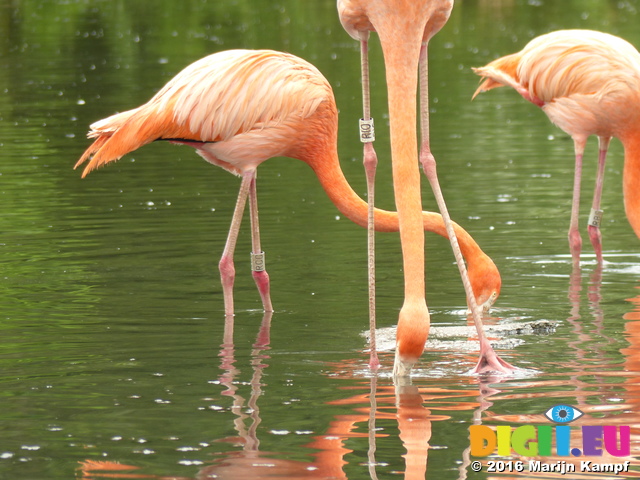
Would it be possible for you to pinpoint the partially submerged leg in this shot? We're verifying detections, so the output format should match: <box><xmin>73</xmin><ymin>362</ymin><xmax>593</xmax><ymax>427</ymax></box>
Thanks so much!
<box><xmin>569</xmin><ymin>137</ymin><xmax>587</xmax><ymax>266</ymax></box>
<box><xmin>587</xmin><ymin>136</ymin><xmax>611</xmax><ymax>264</ymax></box>
<box><xmin>418</xmin><ymin>43</ymin><xmax>515</xmax><ymax>374</ymax></box>
<box><xmin>219</xmin><ymin>170</ymin><xmax>255</xmax><ymax>315</ymax></box>
<box><xmin>248</xmin><ymin>173</ymin><xmax>273</xmax><ymax>312</ymax></box>
<box><xmin>359</xmin><ymin>32</ymin><xmax>380</xmax><ymax>370</ymax></box>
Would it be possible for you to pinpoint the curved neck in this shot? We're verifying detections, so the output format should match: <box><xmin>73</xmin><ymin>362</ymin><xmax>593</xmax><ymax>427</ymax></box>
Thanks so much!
<box><xmin>296</xmin><ymin>121</ymin><xmax>489</xmax><ymax>274</ymax></box>
<box><xmin>308</xmin><ymin>145</ymin><xmax>481</xmax><ymax>255</ymax></box>
<box><xmin>293</xmin><ymin>97</ymin><xmax>499</xmax><ymax>306</ymax></box>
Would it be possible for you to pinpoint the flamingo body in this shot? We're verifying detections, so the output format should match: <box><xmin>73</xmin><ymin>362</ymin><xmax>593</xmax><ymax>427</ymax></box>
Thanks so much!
<box><xmin>78</xmin><ymin>50</ymin><xmax>328</xmax><ymax>177</ymax></box>
<box><xmin>473</xmin><ymin>30</ymin><xmax>640</xmax><ymax>262</ymax></box>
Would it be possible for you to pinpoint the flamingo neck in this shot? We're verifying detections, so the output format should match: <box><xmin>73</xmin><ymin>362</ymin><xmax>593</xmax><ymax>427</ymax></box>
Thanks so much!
<box><xmin>306</xmin><ymin>144</ymin><xmax>487</xmax><ymax>259</ymax></box>
<box><xmin>299</xmin><ymin>115</ymin><xmax>500</xmax><ymax>311</ymax></box>
<box><xmin>378</xmin><ymin>38</ymin><xmax>425</xmax><ymax>305</ymax></box>
<box><xmin>366</xmin><ymin>5</ymin><xmax>432</xmax><ymax>371</ymax></box>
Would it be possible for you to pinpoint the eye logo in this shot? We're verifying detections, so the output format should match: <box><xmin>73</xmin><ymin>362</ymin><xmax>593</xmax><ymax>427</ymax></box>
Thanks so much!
<box><xmin>545</xmin><ymin>405</ymin><xmax>583</xmax><ymax>423</ymax></box>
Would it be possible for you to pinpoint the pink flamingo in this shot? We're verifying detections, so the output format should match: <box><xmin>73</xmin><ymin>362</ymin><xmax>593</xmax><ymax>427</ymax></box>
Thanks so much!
<box><xmin>76</xmin><ymin>49</ymin><xmax>503</xmax><ymax>372</ymax></box>
<box><xmin>337</xmin><ymin>0</ymin><xmax>515</xmax><ymax>375</ymax></box>
<box><xmin>473</xmin><ymin>29</ymin><xmax>640</xmax><ymax>265</ymax></box>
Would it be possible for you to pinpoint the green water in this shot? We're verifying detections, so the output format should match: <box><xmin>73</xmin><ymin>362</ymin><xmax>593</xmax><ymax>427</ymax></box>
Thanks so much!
<box><xmin>1</xmin><ymin>0</ymin><xmax>640</xmax><ymax>479</ymax></box>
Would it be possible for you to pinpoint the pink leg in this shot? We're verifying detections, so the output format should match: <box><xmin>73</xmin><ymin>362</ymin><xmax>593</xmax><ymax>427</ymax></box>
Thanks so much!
<box><xmin>219</xmin><ymin>171</ymin><xmax>254</xmax><ymax>316</ymax></box>
<box><xmin>360</xmin><ymin>34</ymin><xmax>379</xmax><ymax>370</ymax></box>
<box><xmin>569</xmin><ymin>138</ymin><xmax>587</xmax><ymax>266</ymax></box>
<box><xmin>364</xmin><ymin>143</ymin><xmax>378</xmax><ymax>370</ymax></box>
<box><xmin>418</xmin><ymin>44</ymin><xmax>515</xmax><ymax>375</ymax></box>
<box><xmin>248</xmin><ymin>174</ymin><xmax>273</xmax><ymax>312</ymax></box>
<box><xmin>587</xmin><ymin>137</ymin><xmax>610</xmax><ymax>264</ymax></box>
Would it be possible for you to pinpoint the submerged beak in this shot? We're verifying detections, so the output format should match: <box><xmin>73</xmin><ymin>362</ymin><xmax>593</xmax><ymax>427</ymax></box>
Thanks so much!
<box><xmin>393</xmin><ymin>352</ymin><xmax>417</xmax><ymax>378</ymax></box>
<box><xmin>469</xmin><ymin>291</ymin><xmax>498</xmax><ymax>315</ymax></box>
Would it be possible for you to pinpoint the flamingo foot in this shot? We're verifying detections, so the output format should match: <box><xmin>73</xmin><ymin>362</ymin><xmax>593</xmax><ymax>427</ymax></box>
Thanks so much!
<box><xmin>471</xmin><ymin>345</ymin><xmax>518</xmax><ymax>375</ymax></box>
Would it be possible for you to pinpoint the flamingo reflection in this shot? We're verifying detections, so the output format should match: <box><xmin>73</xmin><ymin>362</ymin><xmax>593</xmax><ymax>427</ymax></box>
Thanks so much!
<box><xmin>79</xmin><ymin>266</ymin><xmax>640</xmax><ymax>480</ymax></box>
<box><xmin>463</xmin><ymin>265</ymin><xmax>640</xmax><ymax>478</ymax></box>
<box><xmin>80</xmin><ymin>315</ymin><xmax>507</xmax><ymax>480</ymax></box>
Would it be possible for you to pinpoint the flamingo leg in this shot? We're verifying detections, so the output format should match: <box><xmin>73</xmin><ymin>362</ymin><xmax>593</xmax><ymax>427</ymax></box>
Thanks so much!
<box><xmin>417</xmin><ymin>44</ymin><xmax>515</xmax><ymax>375</ymax></box>
<box><xmin>568</xmin><ymin>137</ymin><xmax>588</xmax><ymax>266</ymax></box>
<box><xmin>248</xmin><ymin>173</ymin><xmax>274</xmax><ymax>312</ymax></box>
<box><xmin>359</xmin><ymin>33</ymin><xmax>380</xmax><ymax>370</ymax></box>
<box><xmin>587</xmin><ymin>136</ymin><xmax>611</xmax><ymax>264</ymax></box>
<box><xmin>219</xmin><ymin>170</ymin><xmax>255</xmax><ymax>316</ymax></box>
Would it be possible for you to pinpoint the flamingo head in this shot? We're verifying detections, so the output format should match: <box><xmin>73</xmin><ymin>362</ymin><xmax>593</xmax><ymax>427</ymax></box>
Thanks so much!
<box><xmin>393</xmin><ymin>302</ymin><xmax>430</xmax><ymax>377</ymax></box>
<box><xmin>468</xmin><ymin>252</ymin><xmax>502</xmax><ymax>312</ymax></box>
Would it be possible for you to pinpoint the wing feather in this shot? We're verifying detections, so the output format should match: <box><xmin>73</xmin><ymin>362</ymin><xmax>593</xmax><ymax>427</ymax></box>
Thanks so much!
<box><xmin>76</xmin><ymin>49</ymin><xmax>330</xmax><ymax>177</ymax></box>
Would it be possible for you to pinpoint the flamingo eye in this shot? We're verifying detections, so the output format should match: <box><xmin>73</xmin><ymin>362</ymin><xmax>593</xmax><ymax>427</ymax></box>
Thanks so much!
<box><xmin>544</xmin><ymin>405</ymin><xmax>583</xmax><ymax>423</ymax></box>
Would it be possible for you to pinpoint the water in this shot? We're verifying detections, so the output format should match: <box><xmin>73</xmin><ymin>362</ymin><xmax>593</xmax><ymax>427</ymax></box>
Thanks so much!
<box><xmin>2</xmin><ymin>0</ymin><xmax>640</xmax><ymax>478</ymax></box>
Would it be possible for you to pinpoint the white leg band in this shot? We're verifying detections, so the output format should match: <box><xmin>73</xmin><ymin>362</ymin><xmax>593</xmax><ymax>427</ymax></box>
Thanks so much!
<box><xmin>359</xmin><ymin>118</ymin><xmax>375</xmax><ymax>143</ymax></box>
<box><xmin>251</xmin><ymin>252</ymin><xmax>266</xmax><ymax>272</ymax></box>
<box><xmin>588</xmin><ymin>208</ymin><xmax>604</xmax><ymax>228</ymax></box>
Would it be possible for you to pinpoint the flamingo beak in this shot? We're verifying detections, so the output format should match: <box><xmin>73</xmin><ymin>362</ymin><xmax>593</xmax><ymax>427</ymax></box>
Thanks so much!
<box><xmin>393</xmin><ymin>352</ymin><xmax>417</xmax><ymax>378</ymax></box>
<box><xmin>480</xmin><ymin>291</ymin><xmax>499</xmax><ymax>312</ymax></box>
<box><xmin>467</xmin><ymin>291</ymin><xmax>498</xmax><ymax>315</ymax></box>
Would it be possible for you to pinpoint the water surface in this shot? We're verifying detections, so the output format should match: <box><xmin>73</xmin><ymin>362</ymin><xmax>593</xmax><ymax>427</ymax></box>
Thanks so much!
<box><xmin>2</xmin><ymin>1</ymin><xmax>640</xmax><ymax>479</ymax></box>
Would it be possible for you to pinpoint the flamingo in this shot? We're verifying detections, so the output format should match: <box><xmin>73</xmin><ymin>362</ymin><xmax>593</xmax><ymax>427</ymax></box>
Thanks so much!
<box><xmin>75</xmin><ymin>49</ymin><xmax>502</xmax><ymax>371</ymax></box>
<box><xmin>337</xmin><ymin>0</ymin><xmax>515</xmax><ymax>376</ymax></box>
<box><xmin>473</xmin><ymin>29</ymin><xmax>640</xmax><ymax>265</ymax></box>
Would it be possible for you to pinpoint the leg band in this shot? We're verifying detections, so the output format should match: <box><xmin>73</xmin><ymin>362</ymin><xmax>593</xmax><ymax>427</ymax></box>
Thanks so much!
<box><xmin>251</xmin><ymin>252</ymin><xmax>266</xmax><ymax>272</ymax></box>
<box><xmin>588</xmin><ymin>208</ymin><xmax>604</xmax><ymax>228</ymax></box>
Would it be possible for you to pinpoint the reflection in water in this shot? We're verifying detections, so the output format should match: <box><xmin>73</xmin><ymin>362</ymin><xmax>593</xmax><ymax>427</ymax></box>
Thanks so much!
<box><xmin>395</xmin><ymin>383</ymin><xmax>431</xmax><ymax>479</ymax></box>
<box><xmin>214</xmin><ymin>313</ymin><xmax>272</xmax><ymax>461</ymax></box>
<box><xmin>192</xmin><ymin>311</ymin><xmax>354</xmax><ymax>479</ymax></box>
<box><xmin>75</xmin><ymin>266</ymin><xmax>640</xmax><ymax>479</ymax></box>
<box><xmin>79</xmin><ymin>313</ymin><xmax>506</xmax><ymax>480</ymax></box>
<box><xmin>202</xmin><ymin>316</ymin><xmax>440</xmax><ymax>480</ymax></box>
<box><xmin>472</xmin><ymin>265</ymin><xmax>640</xmax><ymax>478</ymax></box>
